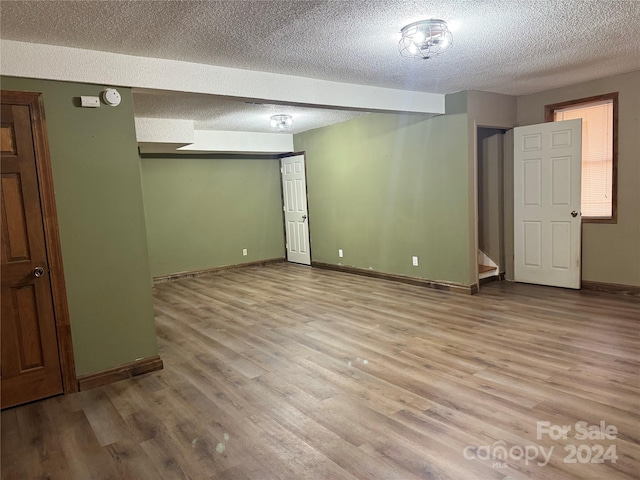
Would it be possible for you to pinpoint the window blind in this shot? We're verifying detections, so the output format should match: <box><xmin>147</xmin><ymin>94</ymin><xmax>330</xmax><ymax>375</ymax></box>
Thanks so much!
<box><xmin>554</xmin><ymin>100</ymin><xmax>613</xmax><ymax>217</ymax></box>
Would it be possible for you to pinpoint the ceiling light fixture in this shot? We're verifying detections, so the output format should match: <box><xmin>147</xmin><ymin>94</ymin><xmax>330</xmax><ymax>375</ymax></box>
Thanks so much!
<box><xmin>270</xmin><ymin>114</ymin><xmax>293</xmax><ymax>132</ymax></box>
<box><xmin>398</xmin><ymin>19</ymin><xmax>453</xmax><ymax>60</ymax></box>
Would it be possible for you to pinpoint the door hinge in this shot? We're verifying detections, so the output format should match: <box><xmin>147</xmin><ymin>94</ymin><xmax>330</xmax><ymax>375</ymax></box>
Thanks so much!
<box><xmin>280</xmin><ymin>167</ymin><xmax>283</xmax><ymax>174</ymax></box>
<box><xmin>283</xmin><ymin>205</ymin><xmax>286</xmax><ymax>212</ymax></box>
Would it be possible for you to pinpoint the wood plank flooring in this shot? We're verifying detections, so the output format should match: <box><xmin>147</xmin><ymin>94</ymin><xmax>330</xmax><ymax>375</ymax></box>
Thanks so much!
<box><xmin>2</xmin><ymin>263</ymin><xmax>639</xmax><ymax>479</ymax></box>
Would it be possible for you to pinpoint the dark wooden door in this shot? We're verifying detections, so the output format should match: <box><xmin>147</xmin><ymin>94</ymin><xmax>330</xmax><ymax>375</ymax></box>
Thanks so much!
<box><xmin>1</xmin><ymin>99</ymin><xmax>64</xmax><ymax>408</ymax></box>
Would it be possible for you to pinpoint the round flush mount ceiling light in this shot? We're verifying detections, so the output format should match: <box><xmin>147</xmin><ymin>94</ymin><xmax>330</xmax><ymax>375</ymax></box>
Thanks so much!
<box><xmin>270</xmin><ymin>114</ymin><xmax>293</xmax><ymax>132</ymax></box>
<box><xmin>398</xmin><ymin>19</ymin><xmax>453</xmax><ymax>59</ymax></box>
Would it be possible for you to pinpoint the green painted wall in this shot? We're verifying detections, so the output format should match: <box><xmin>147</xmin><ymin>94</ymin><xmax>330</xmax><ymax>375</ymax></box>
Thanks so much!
<box><xmin>1</xmin><ymin>76</ymin><xmax>158</xmax><ymax>376</ymax></box>
<box><xmin>294</xmin><ymin>112</ymin><xmax>472</xmax><ymax>285</ymax></box>
<box><xmin>140</xmin><ymin>157</ymin><xmax>285</xmax><ymax>278</ymax></box>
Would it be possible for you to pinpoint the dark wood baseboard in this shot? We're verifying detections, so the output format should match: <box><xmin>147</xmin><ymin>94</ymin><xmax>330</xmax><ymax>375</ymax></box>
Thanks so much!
<box><xmin>479</xmin><ymin>272</ymin><xmax>506</xmax><ymax>285</ymax></box>
<box><xmin>313</xmin><ymin>262</ymin><xmax>477</xmax><ymax>295</ymax></box>
<box><xmin>77</xmin><ymin>355</ymin><xmax>164</xmax><ymax>391</ymax></box>
<box><xmin>153</xmin><ymin>258</ymin><xmax>285</xmax><ymax>284</ymax></box>
<box><xmin>581</xmin><ymin>280</ymin><xmax>640</xmax><ymax>297</ymax></box>
<box><xmin>479</xmin><ymin>275</ymin><xmax>499</xmax><ymax>285</ymax></box>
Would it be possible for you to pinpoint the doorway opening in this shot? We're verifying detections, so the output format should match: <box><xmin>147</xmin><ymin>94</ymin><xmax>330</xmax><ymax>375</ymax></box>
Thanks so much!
<box><xmin>476</xmin><ymin>127</ymin><xmax>507</xmax><ymax>287</ymax></box>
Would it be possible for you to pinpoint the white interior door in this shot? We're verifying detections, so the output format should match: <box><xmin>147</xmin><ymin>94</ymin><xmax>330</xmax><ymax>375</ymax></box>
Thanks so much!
<box><xmin>514</xmin><ymin>119</ymin><xmax>582</xmax><ymax>289</ymax></box>
<box><xmin>281</xmin><ymin>154</ymin><xmax>311</xmax><ymax>265</ymax></box>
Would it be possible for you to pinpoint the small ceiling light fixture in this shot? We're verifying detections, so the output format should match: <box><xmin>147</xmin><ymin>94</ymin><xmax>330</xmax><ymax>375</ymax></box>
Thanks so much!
<box><xmin>398</xmin><ymin>19</ymin><xmax>453</xmax><ymax>59</ymax></box>
<box><xmin>270</xmin><ymin>114</ymin><xmax>293</xmax><ymax>132</ymax></box>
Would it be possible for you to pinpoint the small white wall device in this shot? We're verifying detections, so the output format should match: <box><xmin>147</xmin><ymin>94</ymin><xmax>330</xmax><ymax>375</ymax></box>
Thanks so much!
<box><xmin>80</xmin><ymin>96</ymin><xmax>100</xmax><ymax>108</ymax></box>
<box><xmin>102</xmin><ymin>88</ymin><xmax>122</xmax><ymax>107</ymax></box>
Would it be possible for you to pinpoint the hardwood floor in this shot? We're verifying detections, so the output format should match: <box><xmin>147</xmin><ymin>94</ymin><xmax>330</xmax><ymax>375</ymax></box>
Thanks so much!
<box><xmin>2</xmin><ymin>263</ymin><xmax>639</xmax><ymax>479</ymax></box>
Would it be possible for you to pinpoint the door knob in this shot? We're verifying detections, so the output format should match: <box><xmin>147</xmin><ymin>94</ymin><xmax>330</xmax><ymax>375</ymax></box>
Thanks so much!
<box><xmin>33</xmin><ymin>266</ymin><xmax>45</xmax><ymax>278</ymax></box>
<box><xmin>571</xmin><ymin>211</ymin><xmax>579</xmax><ymax>218</ymax></box>
<box><xmin>301</xmin><ymin>215</ymin><xmax>307</xmax><ymax>221</ymax></box>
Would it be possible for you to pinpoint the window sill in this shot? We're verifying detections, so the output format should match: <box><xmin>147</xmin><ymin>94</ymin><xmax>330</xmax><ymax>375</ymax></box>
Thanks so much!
<box><xmin>582</xmin><ymin>217</ymin><xmax>617</xmax><ymax>224</ymax></box>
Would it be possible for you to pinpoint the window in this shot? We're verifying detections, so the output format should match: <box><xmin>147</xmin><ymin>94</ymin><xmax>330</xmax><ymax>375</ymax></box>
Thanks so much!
<box><xmin>545</xmin><ymin>93</ymin><xmax>618</xmax><ymax>223</ymax></box>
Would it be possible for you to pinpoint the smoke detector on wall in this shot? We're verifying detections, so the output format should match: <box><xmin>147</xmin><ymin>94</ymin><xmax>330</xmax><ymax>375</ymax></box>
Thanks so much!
<box><xmin>102</xmin><ymin>88</ymin><xmax>122</xmax><ymax>107</ymax></box>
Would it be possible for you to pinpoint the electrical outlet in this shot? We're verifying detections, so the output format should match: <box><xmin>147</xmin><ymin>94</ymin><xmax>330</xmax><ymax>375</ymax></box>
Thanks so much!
<box><xmin>412</xmin><ymin>256</ymin><xmax>419</xmax><ymax>266</ymax></box>
<box><xmin>338</xmin><ymin>249</ymin><xmax>344</xmax><ymax>258</ymax></box>
<box><xmin>242</xmin><ymin>248</ymin><xmax>248</xmax><ymax>256</ymax></box>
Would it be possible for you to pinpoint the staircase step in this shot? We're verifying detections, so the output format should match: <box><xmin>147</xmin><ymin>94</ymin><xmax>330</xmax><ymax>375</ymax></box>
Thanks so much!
<box><xmin>479</xmin><ymin>264</ymin><xmax>497</xmax><ymax>274</ymax></box>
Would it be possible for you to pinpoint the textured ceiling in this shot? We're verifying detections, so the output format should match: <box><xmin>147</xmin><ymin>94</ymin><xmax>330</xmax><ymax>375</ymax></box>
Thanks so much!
<box><xmin>132</xmin><ymin>91</ymin><xmax>370</xmax><ymax>134</ymax></box>
<box><xmin>2</xmin><ymin>0</ymin><xmax>639</xmax><ymax>133</ymax></box>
